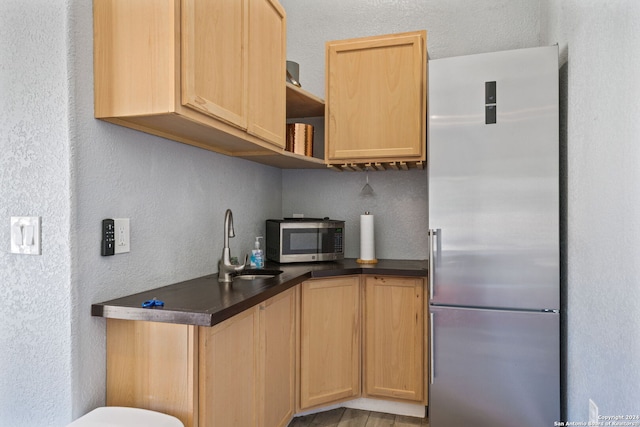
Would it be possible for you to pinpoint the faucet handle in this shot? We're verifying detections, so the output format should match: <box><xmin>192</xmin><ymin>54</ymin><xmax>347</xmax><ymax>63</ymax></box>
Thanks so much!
<box><xmin>233</xmin><ymin>254</ymin><xmax>249</xmax><ymax>273</ymax></box>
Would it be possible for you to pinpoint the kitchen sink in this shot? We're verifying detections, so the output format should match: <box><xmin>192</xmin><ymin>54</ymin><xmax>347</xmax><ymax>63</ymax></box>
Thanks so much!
<box><xmin>236</xmin><ymin>275</ymin><xmax>275</xmax><ymax>280</ymax></box>
<box><xmin>235</xmin><ymin>269</ymin><xmax>283</xmax><ymax>280</ymax></box>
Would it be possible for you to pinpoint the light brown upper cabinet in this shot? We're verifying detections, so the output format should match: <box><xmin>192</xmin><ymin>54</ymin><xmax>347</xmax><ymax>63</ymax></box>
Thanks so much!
<box><xmin>325</xmin><ymin>31</ymin><xmax>427</xmax><ymax>165</ymax></box>
<box><xmin>247</xmin><ymin>0</ymin><xmax>287</xmax><ymax>146</ymax></box>
<box><xmin>94</xmin><ymin>0</ymin><xmax>286</xmax><ymax>156</ymax></box>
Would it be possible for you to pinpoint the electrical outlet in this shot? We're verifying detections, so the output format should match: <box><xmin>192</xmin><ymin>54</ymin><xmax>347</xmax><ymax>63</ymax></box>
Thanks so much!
<box><xmin>589</xmin><ymin>399</ymin><xmax>599</xmax><ymax>424</ymax></box>
<box><xmin>114</xmin><ymin>218</ymin><xmax>130</xmax><ymax>254</ymax></box>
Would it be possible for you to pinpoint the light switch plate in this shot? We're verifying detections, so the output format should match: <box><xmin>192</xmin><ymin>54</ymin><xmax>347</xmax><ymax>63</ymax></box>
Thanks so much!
<box><xmin>10</xmin><ymin>216</ymin><xmax>41</xmax><ymax>255</ymax></box>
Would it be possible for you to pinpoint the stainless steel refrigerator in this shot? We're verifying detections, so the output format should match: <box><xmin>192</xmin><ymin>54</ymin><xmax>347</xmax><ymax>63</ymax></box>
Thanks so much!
<box><xmin>428</xmin><ymin>46</ymin><xmax>560</xmax><ymax>427</ymax></box>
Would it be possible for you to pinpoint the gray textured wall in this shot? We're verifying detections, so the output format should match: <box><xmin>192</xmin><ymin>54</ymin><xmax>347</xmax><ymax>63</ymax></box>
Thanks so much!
<box><xmin>540</xmin><ymin>0</ymin><xmax>640</xmax><ymax>421</ymax></box>
<box><xmin>282</xmin><ymin>169</ymin><xmax>428</xmax><ymax>259</ymax></box>
<box><xmin>0</xmin><ymin>1</ymin><xmax>73</xmax><ymax>425</ymax></box>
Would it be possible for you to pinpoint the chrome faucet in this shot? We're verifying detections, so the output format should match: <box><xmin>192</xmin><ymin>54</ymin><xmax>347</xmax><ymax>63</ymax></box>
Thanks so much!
<box><xmin>218</xmin><ymin>209</ymin><xmax>247</xmax><ymax>283</ymax></box>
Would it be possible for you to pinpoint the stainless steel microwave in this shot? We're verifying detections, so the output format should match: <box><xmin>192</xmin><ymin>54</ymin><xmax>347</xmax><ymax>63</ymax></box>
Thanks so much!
<box><xmin>265</xmin><ymin>218</ymin><xmax>345</xmax><ymax>263</ymax></box>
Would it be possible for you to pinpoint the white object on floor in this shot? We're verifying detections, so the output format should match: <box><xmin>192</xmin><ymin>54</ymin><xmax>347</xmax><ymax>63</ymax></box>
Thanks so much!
<box><xmin>66</xmin><ymin>407</ymin><xmax>184</xmax><ymax>427</ymax></box>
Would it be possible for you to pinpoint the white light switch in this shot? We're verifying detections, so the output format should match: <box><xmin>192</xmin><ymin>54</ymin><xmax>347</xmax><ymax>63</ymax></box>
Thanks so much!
<box><xmin>10</xmin><ymin>216</ymin><xmax>41</xmax><ymax>255</ymax></box>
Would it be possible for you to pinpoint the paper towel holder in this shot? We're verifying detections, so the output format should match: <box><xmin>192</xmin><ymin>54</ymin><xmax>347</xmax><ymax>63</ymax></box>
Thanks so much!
<box><xmin>357</xmin><ymin>212</ymin><xmax>378</xmax><ymax>264</ymax></box>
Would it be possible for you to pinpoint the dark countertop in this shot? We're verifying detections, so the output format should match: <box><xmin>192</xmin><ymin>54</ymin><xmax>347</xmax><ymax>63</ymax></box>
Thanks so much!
<box><xmin>91</xmin><ymin>258</ymin><xmax>428</xmax><ymax>327</ymax></box>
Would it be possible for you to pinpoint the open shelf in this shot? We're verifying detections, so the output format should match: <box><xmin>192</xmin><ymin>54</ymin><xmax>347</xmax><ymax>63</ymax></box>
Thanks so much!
<box><xmin>286</xmin><ymin>82</ymin><xmax>325</xmax><ymax>118</ymax></box>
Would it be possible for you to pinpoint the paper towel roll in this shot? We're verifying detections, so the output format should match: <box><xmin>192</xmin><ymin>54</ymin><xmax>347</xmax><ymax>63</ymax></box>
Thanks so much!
<box><xmin>358</xmin><ymin>213</ymin><xmax>378</xmax><ymax>264</ymax></box>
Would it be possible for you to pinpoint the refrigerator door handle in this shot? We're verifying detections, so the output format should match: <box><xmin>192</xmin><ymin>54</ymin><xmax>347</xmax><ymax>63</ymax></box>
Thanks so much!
<box><xmin>428</xmin><ymin>229</ymin><xmax>439</xmax><ymax>300</ymax></box>
<box><xmin>430</xmin><ymin>312</ymin><xmax>435</xmax><ymax>385</ymax></box>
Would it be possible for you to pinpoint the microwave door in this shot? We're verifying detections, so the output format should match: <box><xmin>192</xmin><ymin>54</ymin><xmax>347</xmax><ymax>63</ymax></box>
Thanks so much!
<box><xmin>285</xmin><ymin>229</ymin><xmax>313</xmax><ymax>254</ymax></box>
<box><xmin>282</xmin><ymin>227</ymin><xmax>321</xmax><ymax>262</ymax></box>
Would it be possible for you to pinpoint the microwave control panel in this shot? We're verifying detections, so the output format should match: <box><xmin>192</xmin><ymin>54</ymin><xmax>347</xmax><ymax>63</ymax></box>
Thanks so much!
<box><xmin>334</xmin><ymin>229</ymin><xmax>344</xmax><ymax>254</ymax></box>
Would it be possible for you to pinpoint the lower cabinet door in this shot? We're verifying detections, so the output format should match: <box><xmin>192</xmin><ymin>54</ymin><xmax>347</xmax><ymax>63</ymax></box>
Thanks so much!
<box><xmin>364</xmin><ymin>276</ymin><xmax>425</xmax><ymax>403</ymax></box>
<box><xmin>299</xmin><ymin>276</ymin><xmax>361</xmax><ymax>410</ymax></box>
<box><xmin>199</xmin><ymin>309</ymin><xmax>259</xmax><ymax>427</ymax></box>
<box><xmin>198</xmin><ymin>287</ymin><xmax>297</xmax><ymax>427</ymax></box>
<box><xmin>259</xmin><ymin>287</ymin><xmax>296</xmax><ymax>427</ymax></box>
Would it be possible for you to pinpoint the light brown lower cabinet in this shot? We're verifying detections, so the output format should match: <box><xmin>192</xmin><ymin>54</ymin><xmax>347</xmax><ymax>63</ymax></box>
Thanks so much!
<box><xmin>106</xmin><ymin>286</ymin><xmax>297</xmax><ymax>427</ymax></box>
<box><xmin>298</xmin><ymin>275</ymin><xmax>426</xmax><ymax>412</ymax></box>
<box><xmin>105</xmin><ymin>275</ymin><xmax>426</xmax><ymax>427</ymax></box>
<box><xmin>106</xmin><ymin>319</ymin><xmax>198</xmax><ymax>427</ymax></box>
<box><xmin>299</xmin><ymin>276</ymin><xmax>361</xmax><ymax>409</ymax></box>
<box><xmin>199</xmin><ymin>307</ymin><xmax>259</xmax><ymax>427</ymax></box>
<box><xmin>259</xmin><ymin>286</ymin><xmax>297</xmax><ymax>427</ymax></box>
<box><xmin>363</xmin><ymin>276</ymin><xmax>425</xmax><ymax>403</ymax></box>
<box><xmin>199</xmin><ymin>286</ymin><xmax>296</xmax><ymax>427</ymax></box>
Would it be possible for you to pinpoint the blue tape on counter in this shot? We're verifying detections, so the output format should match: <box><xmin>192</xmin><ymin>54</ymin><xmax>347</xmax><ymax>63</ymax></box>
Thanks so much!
<box><xmin>142</xmin><ymin>297</ymin><xmax>164</xmax><ymax>308</ymax></box>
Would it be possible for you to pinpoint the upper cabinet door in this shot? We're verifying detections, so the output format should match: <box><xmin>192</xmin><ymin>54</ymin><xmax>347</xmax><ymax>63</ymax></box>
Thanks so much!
<box><xmin>247</xmin><ymin>0</ymin><xmax>287</xmax><ymax>148</ymax></box>
<box><xmin>181</xmin><ymin>0</ymin><xmax>249</xmax><ymax>129</ymax></box>
<box><xmin>94</xmin><ymin>0</ymin><xmax>177</xmax><ymax>118</ymax></box>
<box><xmin>325</xmin><ymin>31</ymin><xmax>427</xmax><ymax>164</ymax></box>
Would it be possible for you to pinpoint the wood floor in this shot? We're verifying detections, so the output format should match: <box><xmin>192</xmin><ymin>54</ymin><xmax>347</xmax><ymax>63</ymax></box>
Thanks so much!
<box><xmin>287</xmin><ymin>408</ymin><xmax>429</xmax><ymax>427</ymax></box>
